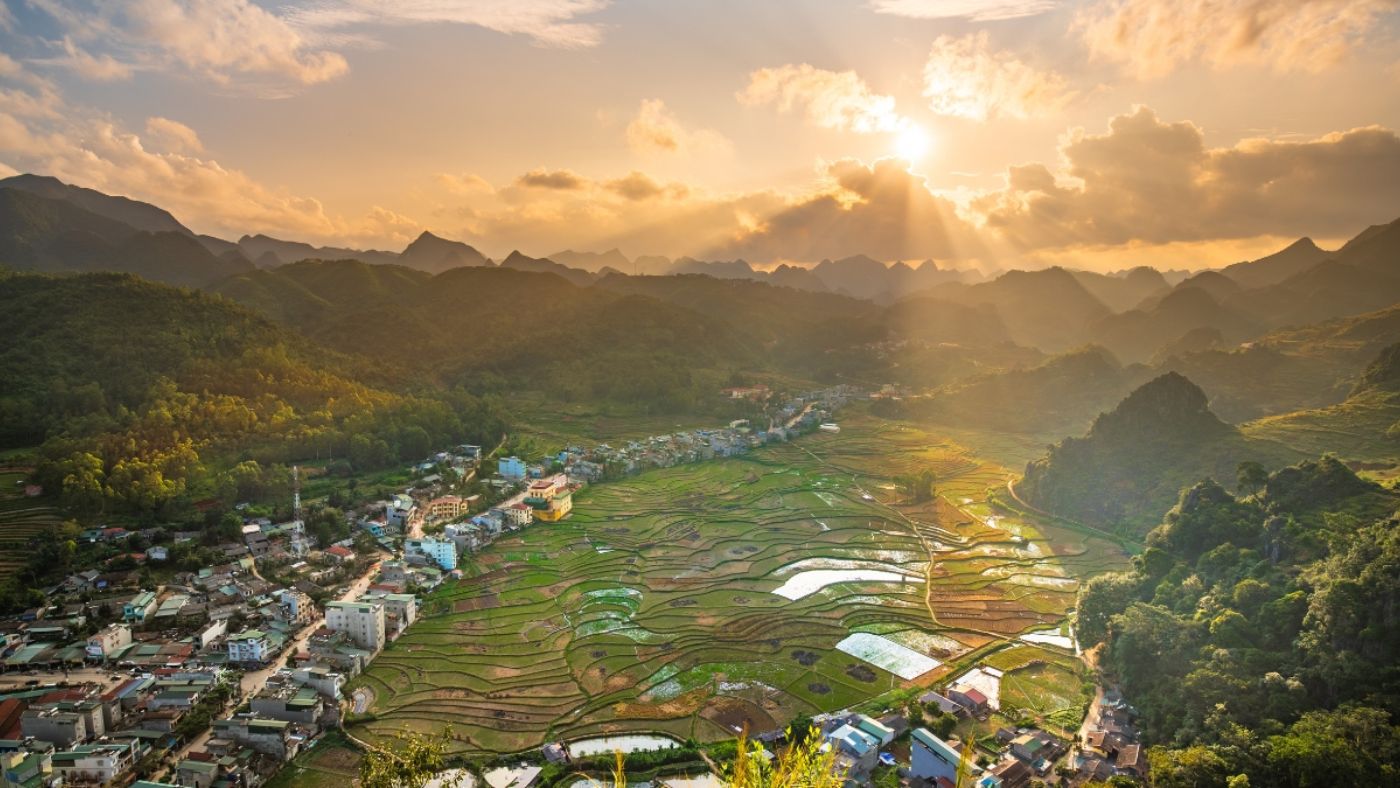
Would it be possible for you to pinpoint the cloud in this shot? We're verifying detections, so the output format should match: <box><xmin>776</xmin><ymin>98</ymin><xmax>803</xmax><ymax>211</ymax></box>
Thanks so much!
<box><xmin>0</xmin><ymin>65</ymin><xmax>424</xmax><ymax>245</ymax></box>
<box><xmin>922</xmin><ymin>32</ymin><xmax>1074</xmax><ymax>121</ymax></box>
<box><xmin>603</xmin><ymin>171</ymin><xmax>688</xmax><ymax>201</ymax></box>
<box><xmin>517</xmin><ymin>167</ymin><xmax>587</xmax><ymax>189</ymax></box>
<box><xmin>44</xmin><ymin>37</ymin><xmax>133</xmax><ymax>81</ymax></box>
<box><xmin>869</xmin><ymin>0</ymin><xmax>1058</xmax><ymax>21</ymax></box>
<box><xmin>715</xmin><ymin>157</ymin><xmax>983</xmax><ymax>262</ymax></box>
<box><xmin>975</xmin><ymin>105</ymin><xmax>1400</xmax><ymax>249</ymax></box>
<box><xmin>290</xmin><ymin>0</ymin><xmax>612</xmax><ymax>49</ymax></box>
<box><xmin>738</xmin><ymin>64</ymin><xmax>910</xmax><ymax>133</ymax></box>
<box><xmin>625</xmin><ymin>99</ymin><xmax>731</xmax><ymax>156</ymax></box>
<box><xmin>144</xmin><ymin>117</ymin><xmax>204</xmax><ymax>153</ymax></box>
<box><xmin>29</xmin><ymin>0</ymin><xmax>348</xmax><ymax>89</ymax></box>
<box><xmin>1077</xmin><ymin>0</ymin><xmax>1400</xmax><ymax>79</ymax></box>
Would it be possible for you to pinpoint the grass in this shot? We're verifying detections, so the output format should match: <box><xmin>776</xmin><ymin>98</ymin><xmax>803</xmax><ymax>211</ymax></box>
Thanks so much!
<box><xmin>346</xmin><ymin>409</ymin><xmax>1125</xmax><ymax>756</ymax></box>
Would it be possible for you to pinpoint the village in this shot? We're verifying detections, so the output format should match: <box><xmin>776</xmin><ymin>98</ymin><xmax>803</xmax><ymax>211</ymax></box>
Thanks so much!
<box><xmin>0</xmin><ymin>378</ymin><xmax>1141</xmax><ymax>788</ymax></box>
<box><xmin>0</xmin><ymin>386</ymin><xmax>866</xmax><ymax>787</ymax></box>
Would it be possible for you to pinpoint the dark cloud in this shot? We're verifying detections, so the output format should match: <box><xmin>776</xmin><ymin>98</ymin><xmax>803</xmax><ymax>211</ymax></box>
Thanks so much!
<box><xmin>714</xmin><ymin>157</ymin><xmax>984</xmax><ymax>262</ymax></box>
<box><xmin>977</xmin><ymin>106</ymin><xmax>1400</xmax><ymax>249</ymax></box>
<box><xmin>516</xmin><ymin>168</ymin><xmax>587</xmax><ymax>190</ymax></box>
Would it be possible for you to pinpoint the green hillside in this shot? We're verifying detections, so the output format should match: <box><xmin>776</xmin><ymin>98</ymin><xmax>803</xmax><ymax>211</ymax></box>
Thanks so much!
<box><xmin>1017</xmin><ymin>372</ymin><xmax>1301</xmax><ymax>535</ymax></box>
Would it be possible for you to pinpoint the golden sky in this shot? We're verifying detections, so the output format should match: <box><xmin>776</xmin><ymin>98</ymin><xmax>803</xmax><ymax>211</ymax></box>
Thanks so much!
<box><xmin>2</xmin><ymin>0</ymin><xmax>1399</xmax><ymax>270</ymax></box>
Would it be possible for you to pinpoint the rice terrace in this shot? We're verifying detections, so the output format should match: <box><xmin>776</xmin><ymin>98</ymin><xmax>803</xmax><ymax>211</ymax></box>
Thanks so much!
<box><xmin>347</xmin><ymin>412</ymin><xmax>1129</xmax><ymax>755</ymax></box>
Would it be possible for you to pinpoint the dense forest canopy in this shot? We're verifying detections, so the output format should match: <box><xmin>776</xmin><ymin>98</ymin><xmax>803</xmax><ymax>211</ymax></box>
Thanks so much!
<box><xmin>1076</xmin><ymin>457</ymin><xmax>1400</xmax><ymax>786</ymax></box>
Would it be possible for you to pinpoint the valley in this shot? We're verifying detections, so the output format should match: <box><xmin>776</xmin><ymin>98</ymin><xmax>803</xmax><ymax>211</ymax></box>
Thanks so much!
<box><xmin>350</xmin><ymin>411</ymin><xmax>1126</xmax><ymax>755</ymax></box>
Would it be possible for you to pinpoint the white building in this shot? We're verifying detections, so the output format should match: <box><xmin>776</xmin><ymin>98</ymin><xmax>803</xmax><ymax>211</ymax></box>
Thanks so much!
<box><xmin>227</xmin><ymin>629</ymin><xmax>273</xmax><ymax>663</ymax></box>
<box><xmin>50</xmin><ymin>742</ymin><xmax>140</xmax><ymax>785</ymax></box>
<box><xmin>361</xmin><ymin>591</ymin><xmax>417</xmax><ymax>638</ymax></box>
<box><xmin>85</xmin><ymin>623</ymin><xmax>132</xmax><ymax>660</ymax></box>
<box><xmin>325</xmin><ymin>600</ymin><xmax>386</xmax><ymax>653</ymax></box>
<box><xmin>405</xmin><ymin>537</ymin><xmax>457</xmax><ymax>570</ymax></box>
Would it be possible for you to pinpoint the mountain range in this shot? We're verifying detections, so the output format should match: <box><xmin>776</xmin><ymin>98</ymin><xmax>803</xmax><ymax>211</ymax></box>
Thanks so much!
<box><xmin>3</xmin><ymin>173</ymin><xmax>1400</xmax><ymax>391</ymax></box>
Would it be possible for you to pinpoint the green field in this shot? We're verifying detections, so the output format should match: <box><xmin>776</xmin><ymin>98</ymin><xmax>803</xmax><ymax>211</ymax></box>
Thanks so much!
<box><xmin>348</xmin><ymin>413</ymin><xmax>1126</xmax><ymax>755</ymax></box>
<box><xmin>0</xmin><ymin>469</ymin><xmax>61</xmax><ymax>581</ymax></box>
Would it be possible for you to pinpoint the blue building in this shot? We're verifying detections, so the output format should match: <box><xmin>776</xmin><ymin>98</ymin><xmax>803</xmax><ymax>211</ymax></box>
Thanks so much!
<box><xmin>498</xmin><ymin>456</ymin><xmax>527</xmax><ymax>481</ymax></box>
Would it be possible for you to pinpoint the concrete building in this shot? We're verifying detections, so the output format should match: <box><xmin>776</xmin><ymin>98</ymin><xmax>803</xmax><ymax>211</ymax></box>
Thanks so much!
<box><xmin>212</xmin><ymin>717</ymin><xmax>301</xmax><ymax>761</ymax></box>
<box><xmin>85</xmin><ymin>623</ymin><xmax>132</xmax><ymax>661</ymax></box>
<box><xmin>250</xmin><ymin>682</ymin><xmax>323</xmax><ymax>726</ymax></box>
<box><xmin>50</xmin><ymin>741</ymin><xmax>141</xmax><ymax>785</ymax></box>
<box><xmin>227</xmin><ymin>629</ymin><xmax>273</xmax><ymax>663</ymax></box>
<box><xmin>498</xmin><ymin>456</ymin><xmax>527</xmax><ymax>481</ymax></box>
<box><xmin>405</xmin><ymin>537</ymin><xmax>457</xmax><ymax>571</ymax></box>
<box><xmin>360</xmin><ymin>591</ymin><xmax>417</xmax><ymax>638</ymax></box>
<box><xmin>123</xmin><ymin>591</ymin><xmax>156</xmax><ymax>623</ymax></box>
<box><xmin>911</xmin><ymin>728</ymin><xmax>981</xmax><ymax>786</ymax></box>
<box><xmin>425</xmin><ymin>495</ymin><xmax>468</xmax><ymax>521</ymax></box>
<box><xmin>279</xmin><ymin>589</ymin><xmax>315</xmax><ymax>626</ymax></box>
<box><xmin>324</xmin><ymin>600</ymin><xmax>385</xmax><ymax>653</ymax></box>
<box><xmin>386</xmin><ymin>494</ymin><xmax>416</xmax><ymax>528</ymax></box>
<box><xmin>20</xmin><ymin>708</ymin><xmax>87</xmax><ymax>747</ymax></box>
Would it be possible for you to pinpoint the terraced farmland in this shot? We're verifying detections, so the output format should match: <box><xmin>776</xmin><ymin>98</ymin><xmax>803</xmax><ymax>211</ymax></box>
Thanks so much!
<box><xmin>349</xmin><ymin>414</ymin><xmax>1127</xmax><ymax>755</ymax></box>
<box><xmin>0</xmin><ymin>469</ymin><xmax>60</xmax><ymax>580</ymax></box>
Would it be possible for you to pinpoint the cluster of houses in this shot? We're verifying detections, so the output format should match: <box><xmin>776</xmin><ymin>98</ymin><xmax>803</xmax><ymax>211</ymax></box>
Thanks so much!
<box><xmin>0</xmin><ymin>558</ymin><xmax>420</xmax><ymax>787</ymax></box>
<box><xmin>0</xmin><ymin>663</ymin><xmax>340</xmax><ymax>787</ymax></box>
<box><xmin>503</xmin><ymin>386</ymin><xmax>858</xmax><ymax>487</ymax></box>
<box><xmin>806</xmin><ymin>707</ymin><xmax>1061</xmax><ymax>788</ymax></box>
<box><xmin>1066</xmin><ymin>690</ymin><xmax>1144</xmax><ymax>784</ymax></box>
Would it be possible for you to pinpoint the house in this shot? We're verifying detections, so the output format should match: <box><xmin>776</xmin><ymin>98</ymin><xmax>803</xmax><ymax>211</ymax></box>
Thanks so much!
<box><xmin>250</xmin><ymin>681</ymin><xmax>323</xmax><ymax>726</ymax></box>
<box><xmin>404</xmin><ymin>538</ymin><xmax>457</xmax><ymax>571</ymax></box>
<box><xmin>386</xmin><ymin>494</ymin><xmax>416</xmax><ymax>528</ymax></box>
<box><xmin>212</xmin><ymin>716</ymin><xmax>302</xmax><ymax>761</ymax></box>
<box><xmin>500</xmin><ymin>503</ymin><xmax>533</xmax><ymax>528</ymax></box>
<box><xmin>359</xmin><ymin>591</ymin><xmax>416</xmax><ymax>637</ymax></box>
<box><xmin>147</xmin><ymin>546</ymin><xmax>169</xmax><ymax>561</ymax></box>
<box><xmin>0</xmin><ymin>742</ymin><xmax>54</xmax><ymax>788</ymax></box>
<box><xmin>123</xmin><ymin>591</ymin><xmax>157</xmax><ymax>623</ymax></box>
<box><xmin>920</xmin><ymin>691</ymin><xmax>966</xmax><ymax>717</ymax></box>
<box><xmin>50</xmin><ymin>741</ymin><xmax>142</xmax><ymax>785</ymax></box>
<box><xmin>85</xmin><ymin>623</ymin><xmax>132</xmax><ymax>661</ymax></box>
<box><xmin>947</xmin><ymin>684</ymin><xmax>990</xmax><ymax>715</ymax></box>
<box><xmin>20</xmin><ymin>707</ymin><xmax>88</xmax><ymax>747</ymax></box>
<box><xmin>498</xmin><ymin>456</ymin><xmax>527</xmax><ymax>481</ymax></box>
<box><xmin>324</xmin><ymin>600</ymin><xmax>386</xmax><ymax>653</ymax></box>
<box><xmin>324</xmin><ymin>545</ymin><xmax>356</xmax><ymax>565</ymax></box>
<box><xmin>986</xmin><ymin>758</ymin><xmax>1031</xmax><ymax>788</ymax></box>
<box><xmin>852</xmin><ymin>714</ymin><xmax>895</xmax><ymax>747</ymax></box>
<box><xmin>910</xmin><ymin>728</ymin><xmax>979</xmax><ymax>786</ymax></box>
<box><xmin>227</xmin><ymin>629</ymin><xmax>274</xmax><ymax>664</ymax></box>
<box><xmin>1113</xmin><ymin>743</ymin><xmax>1145</xmax><ymax>778</ymax></box>
<box><xmin>279</xmin><ymin>589</ymin><xmax>316</xmax><ymax>626</ymax></box>
<box><xmin>824</xmin><ymin>723</ymin><xmax>880</xmax><ymax>780</ymax></box>
<box><xmin>523</xmin><ymin>477</ymin><xmax>572</xmax><ymax>522</ymax></box>
<box><xmin>288</xmin><ymin>665</ymin><xmax>347</xmax><ymax>700</ymax></box>
<box><xmin>1009</xmin><ymin>730</ymin><xmax>1061</xmax><ymax>766</ymax></box>
<box><xmin>426</xmin><ymin>495</ymin><xmax>468</xmax><ymax>521</ymax></box>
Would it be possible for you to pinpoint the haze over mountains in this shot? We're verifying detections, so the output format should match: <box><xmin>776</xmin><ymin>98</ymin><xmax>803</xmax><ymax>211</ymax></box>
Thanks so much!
<box><xmin>5</xmin><ymin>173</ymin><xmax>1400</xmax><ymax>431</ymax></box>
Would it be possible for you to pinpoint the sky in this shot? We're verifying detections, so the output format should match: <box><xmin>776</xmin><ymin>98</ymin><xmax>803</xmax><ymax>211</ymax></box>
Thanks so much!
<box><xmin>1</xmin><ymin>0</ymin><xmax>1399</xmax><ymax>270</ymax></box>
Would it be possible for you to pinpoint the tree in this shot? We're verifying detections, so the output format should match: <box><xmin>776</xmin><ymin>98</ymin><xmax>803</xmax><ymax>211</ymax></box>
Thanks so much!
<box><xmin>1076</xmin><ymin>572</ymin><xmax>1141</xmax><ymax>646</ymax></box>
<box><xmin>358</xmin><ymin>730</ymin><xmax>460</xmax><ymax>788</ymax></box>
<box><xmin>1236</xmin><ymin>461</ymin><xmax>1268</xmax><ymax>496</ymax></box>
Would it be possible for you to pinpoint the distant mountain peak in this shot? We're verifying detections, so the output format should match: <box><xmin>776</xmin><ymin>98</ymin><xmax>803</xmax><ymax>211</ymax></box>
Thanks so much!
<box><xmin>399</xmin><ymin>230</ymin><xmax>490</xmax><ymax>273</ymax></box>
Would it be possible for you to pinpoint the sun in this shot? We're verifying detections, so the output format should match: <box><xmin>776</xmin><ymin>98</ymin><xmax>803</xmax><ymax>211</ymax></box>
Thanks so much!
<box><xmin>892</xmin><ymin>124</ymin><xmax>931</xmax><ymax>163</ymax></box>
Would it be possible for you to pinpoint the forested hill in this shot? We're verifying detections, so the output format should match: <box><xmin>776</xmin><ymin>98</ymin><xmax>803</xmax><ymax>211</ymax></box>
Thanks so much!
<box><xmin>0</xmin><ymin>271</ymin><xmax>505</xmax><ymax>517</ymax></box>
<box><xmin>1076</xmin><ymin>457</ymin><xmax>1400</xmax><ymax>786</ymax></box>
<box><xmin>1017</xmin><ymin>372</ymin><xmax>1300</xmax><ymax>534</ymax></box>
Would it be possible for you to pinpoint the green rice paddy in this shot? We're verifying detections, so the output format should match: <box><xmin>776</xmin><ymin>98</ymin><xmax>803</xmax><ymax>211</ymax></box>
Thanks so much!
<box><xmin>348</xmin><ymin>413</ymin><xmax>1127</xmax><ymax>755</ymax></box>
